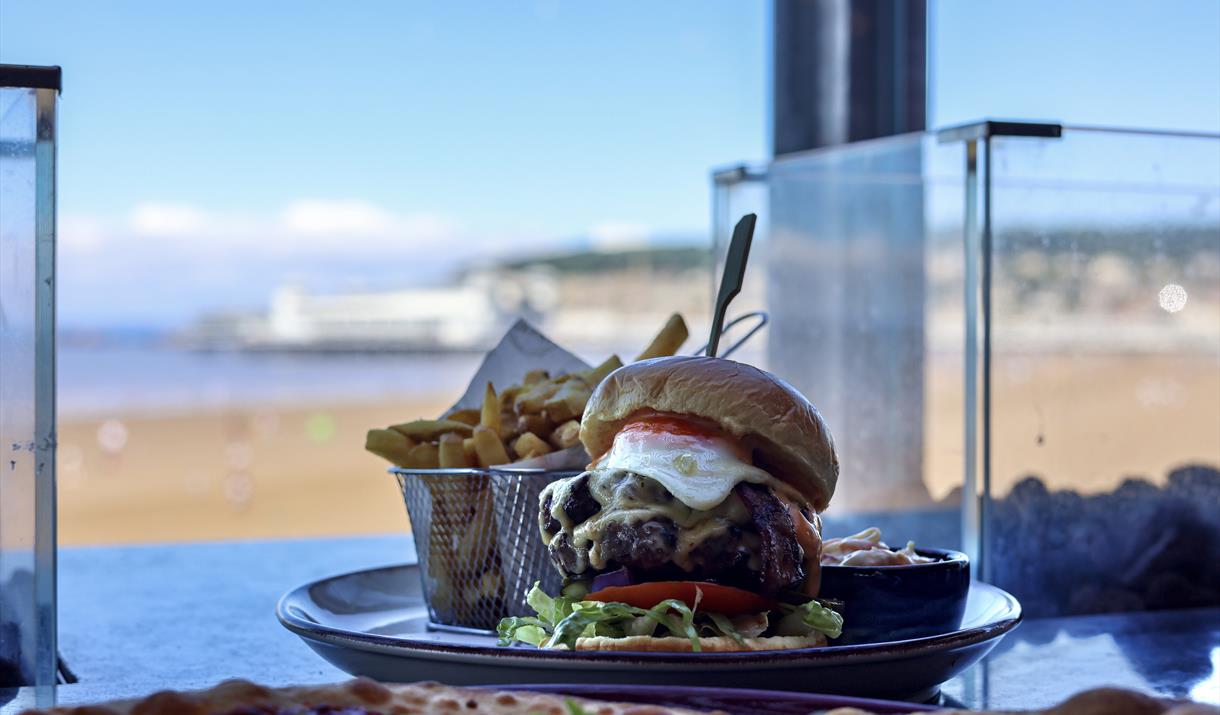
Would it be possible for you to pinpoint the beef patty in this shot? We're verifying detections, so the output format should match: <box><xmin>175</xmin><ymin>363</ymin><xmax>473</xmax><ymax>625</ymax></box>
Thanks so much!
<box><xmin>540</xmin><ymin>469</ymin><xmax>806</xmax><ymax>595</ymax></box>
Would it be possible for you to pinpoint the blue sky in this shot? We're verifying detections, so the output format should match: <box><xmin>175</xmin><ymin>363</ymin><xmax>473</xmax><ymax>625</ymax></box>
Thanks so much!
<box><xmin>1</xmin><ymin>2</ymin><xmax>765</xmax><ymax>232</ymax></box>
<box><xmin>931</xmin><ymin>0</ymin><xmax>1220</xmax><ymax>132</ymax></box>
<box><xmin>2</xmin><ymin>0</ymin><xmax>1217</xmax><ymax>329</ymax></box>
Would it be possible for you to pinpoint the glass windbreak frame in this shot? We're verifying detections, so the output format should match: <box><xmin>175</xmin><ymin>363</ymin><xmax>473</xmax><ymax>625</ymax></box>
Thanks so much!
<box><xmin>0</xmin><ymin>83</ymin><xmax>58</xmax><ymax>689</ymax></box>
<box><xmin>711</xmin><ymin>132</ymin><xmax>968</xmax><ymax>549</ymax></box>
<box><xmin>973</xmin><ymin>124</ymin><xmax>1220</xmax><ymax>616</ymax></box>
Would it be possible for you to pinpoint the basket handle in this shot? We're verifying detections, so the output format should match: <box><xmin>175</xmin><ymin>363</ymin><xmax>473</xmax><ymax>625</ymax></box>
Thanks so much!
<box><xmin>692</xmin><ymin>310</ymin><xmax>768</xmax><ymax>360</ymax></box>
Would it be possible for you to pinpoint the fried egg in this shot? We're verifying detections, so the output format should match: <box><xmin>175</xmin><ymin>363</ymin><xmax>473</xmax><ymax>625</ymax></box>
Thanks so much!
<box><xmin>596</xmin><ymin>417</ymin><xmax>773</xmax><ymax>511</ymax></box>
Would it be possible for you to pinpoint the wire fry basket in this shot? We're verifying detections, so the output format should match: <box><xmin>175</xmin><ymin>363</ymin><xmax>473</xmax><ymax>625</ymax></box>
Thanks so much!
<box><xmin>392</xmin><ymin>467</ymin><xmax>581</xmax><ymax>633</ymax></box>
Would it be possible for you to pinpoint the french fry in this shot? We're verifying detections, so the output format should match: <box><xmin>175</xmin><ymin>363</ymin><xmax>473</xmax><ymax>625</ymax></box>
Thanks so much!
<box><xmin>513</xmin><ymin>432</ymin><xmax>552</xmax><ymax>460</ymax></box>
<box><xmin>390</xmin><ymin>419</ymin><xmax>473</xmax><ymax>441</ymax></box>
<box><xmin>476</xmin><ymin>568</ymin><xmax>503</xmax><ymax>600</ymax></box>
<box><xmin>522</xmin><ymin>369</ymin><xmax>549</xmax><ymax>387</ymax></box>
<box><xmin>444</xmin><ymin>408</ymin><xmax>481</xmax><ymax>426</ymax></box>
<box><xmin>438</xmin><ymin>432</ymin><xmax>472</xmax><ymax>468</ymax></box>
<box><xmin>419</xmin><ymin>474</ymin><xmax>461</xmax><ymax>618</ymax></box>
<box><xmin>480</xmin><ymin>382</ymin><xmax>500</xmax><ymax>432</ymax></box>
<box><xmin>517</xmin><ymin>412</ymin><xmax>551</xmax><ymax>437</ymax></box>
<box><xmin>549</xmin><ymin>419</ymin><xmax>581</xmax><ymax>450</ymax></box>
<box><xmin>429</xmin><ymin>569</ymin><xmax>455</xmax><ymax>610</ymax></box>
<box><xmin>497</xmin><ymin>385</ymin><xmax>521</xmax><ymax>410</ymax></box>
<box><xmin>565</xmin><ymin>385</ymin><xmax>592</xmax><ymax>417</ymax></box>
<box><xmin>543</xmin><ymin>380</ymin><xmax>592</xmax><ymax>423</ymax></box>
<box><xmin>514</xmin><ymin>379</ymin><xmax>561</xmax><ymax>414</ymax></box>
<box><xmin>498</xmin><ymin>409</ymin><xmax>520</xmax><ymax>442</ymax></box>
<box><xmin>635</xmin><ymin>312</ymin><xmax>689</xmax><ymax>361</ymax></box>
<box><xmin>472</xmin><ymin>425</ymin><xmax>511</xmax><ymax>467</ymax></box>
<box><xmin>404</xmin><ymin>441</ymin><xmax>440</xmax><ymax>469</ymax></box>
<box><xmin>365</xmin><ymin>429</ymin><xmax>417</xmax><ymax>466</ymax></box>
<box><xmin>581</xmin><ymin>354</ymin><xmax>623</xmax><ymax>385</ymax></box>
<box><xmin>457</xmin><ymin>484</ymin><xmax>498</xmax><ymax>571</ymax></box>
<box><xmin>453</xmin><ymin>482</ymin><xmax>501</xmax><ymax>624</ymax></box>
<box><xmin>462</xmin><ymin>437</ymin><xmax>478</xmax><ymax>464</ymax></box>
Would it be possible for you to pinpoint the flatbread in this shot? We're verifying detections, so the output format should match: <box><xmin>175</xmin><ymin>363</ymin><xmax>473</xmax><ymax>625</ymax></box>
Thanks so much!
<box><xmin>17</xmin><ymin>677</ymin><xmax>720</xmax><ymax>715</ymax></box>
<box><xmin>821</xmin><ymin>687</ymin><xmax>1218</xmax><ymax>715</ymax></box>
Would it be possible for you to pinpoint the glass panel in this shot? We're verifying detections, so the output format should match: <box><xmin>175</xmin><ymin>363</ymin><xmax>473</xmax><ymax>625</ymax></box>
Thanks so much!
<box><xmin>714</xmin><ymin>134</ymin><xmax>968</xmax><ymax>547</ymax></box>
<box><xmin>0</xmin><ymin>84</ymin><xmax>57</xmax><ymax>687</ymax></box>
<box><xmin>986</xmin><ymin>127</ymin><xmax>1220</xmax><ymax>617</ymax></box>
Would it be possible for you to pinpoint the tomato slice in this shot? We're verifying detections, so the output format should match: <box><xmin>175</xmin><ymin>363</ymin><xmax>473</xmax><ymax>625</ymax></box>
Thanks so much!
<box><xmin>619</xmin><ymin>414</ymin><xmax>724</xmax><ymax>441</ymax></box>
<box><xmin>586</xmin><ymin>581</ymin><xmax>775</xmax><ymax>615</ymax></box>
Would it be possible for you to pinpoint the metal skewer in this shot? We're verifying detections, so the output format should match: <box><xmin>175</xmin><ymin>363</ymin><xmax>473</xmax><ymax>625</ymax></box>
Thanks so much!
<box><xmin>705</xmin><ymin>213</ymin><xmax>757</xmax><ymax>358</ymax></box>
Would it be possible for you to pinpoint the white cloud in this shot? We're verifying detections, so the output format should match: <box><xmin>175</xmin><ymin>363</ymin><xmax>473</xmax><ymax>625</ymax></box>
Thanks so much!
<box><xmin>82</xmin><ymin>200</ymin><xmax>470</xmax><ymax>258</ymax></box>
<box><xmin>64</xmin><ymin>203</ymin><xmax>657</xmax><ymax>263</ymax></box>
<box><xmin>280</xmin><ymin>199</ymin><xmax>398</xmax><ymax>237</ymax></box>
<box><xmin>129</xmin><ymin>203</ymin><xmax>209</xmax><ymax>236</ymax></box>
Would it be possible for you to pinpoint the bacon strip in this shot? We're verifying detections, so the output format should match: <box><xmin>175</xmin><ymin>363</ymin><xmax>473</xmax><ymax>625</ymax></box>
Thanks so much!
<box><xmin>735</xmin><ymin>483</ymin><xmax>806</xmax><ymax>594</ymax></box>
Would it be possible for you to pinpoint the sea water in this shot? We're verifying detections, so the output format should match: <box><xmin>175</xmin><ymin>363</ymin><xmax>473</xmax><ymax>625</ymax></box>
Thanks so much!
<box><xmin>57</xmin><ymin>344</ymin><xmax>484</xmax><ymax>419</ymax></box>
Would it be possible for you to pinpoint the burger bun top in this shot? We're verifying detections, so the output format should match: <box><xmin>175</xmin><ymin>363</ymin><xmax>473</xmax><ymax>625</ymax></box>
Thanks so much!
<box><xmin>579</xmin><ymin>356</ymin><xmax>839</xmax><ymax>512</ymax></box>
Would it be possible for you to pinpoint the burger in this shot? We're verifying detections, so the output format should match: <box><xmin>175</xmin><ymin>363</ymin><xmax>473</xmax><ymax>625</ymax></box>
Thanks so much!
<box><xmin>498</xmin><ymin>356</ymin><xmax>843</xmax><ymax>652</ymax></box>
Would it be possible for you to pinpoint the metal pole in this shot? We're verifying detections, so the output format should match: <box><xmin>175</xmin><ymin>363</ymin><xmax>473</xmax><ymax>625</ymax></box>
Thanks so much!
<box><xmin>768</xmin><ymin>0</ymin><xmax>930</xmax><ymax>514</ymax></box>
<box><xmin>773</xmin><ymin>0</ymin><xmax>927</xmax><ymax>155</ymax></box>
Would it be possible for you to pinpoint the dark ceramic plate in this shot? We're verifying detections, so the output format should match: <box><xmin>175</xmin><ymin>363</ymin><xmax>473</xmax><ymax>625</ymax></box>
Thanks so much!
<box><xmin>493</xmin><ymin>684</ymin><xmax>938</xmax><ymax>714</ymax></box>
<box><xmin>277</xmin><ymin>562</ymin><xmax>1021</xmax><ymax>702</ymax></box>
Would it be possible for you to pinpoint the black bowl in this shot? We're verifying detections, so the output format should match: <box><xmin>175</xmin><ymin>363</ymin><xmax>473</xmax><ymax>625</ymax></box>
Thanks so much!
<box><xmin>818</xmin><ymin>547</ymin><xmax>970</xmax><ymax>645</ymax></box>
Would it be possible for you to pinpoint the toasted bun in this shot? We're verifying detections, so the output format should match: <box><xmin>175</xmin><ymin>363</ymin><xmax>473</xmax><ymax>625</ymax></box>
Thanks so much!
<box><xmin>574</xmin><ymin>633</ymin><xmax>827</xmax><ymax>652</ymax></box>
<box><xmin>580</xmin><ymin>356</ymin><xmax>838</xmax><ymax>511</ymax></box>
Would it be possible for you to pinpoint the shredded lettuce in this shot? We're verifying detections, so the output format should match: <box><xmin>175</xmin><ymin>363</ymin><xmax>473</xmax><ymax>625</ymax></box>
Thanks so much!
<box><xmin>641</xmin><ymin>598</ymin><xmax>700</xmax><ymax>651</ymax></box>
<box><xmin>774</xmin><ymin>599</ymin><xmax>844</xmax><ymax>639</ymax></box>
<box><xmin>548</xmin><ymin>600</ymin><xmax>635</xmax><ymax>649</ymax></box>
<box><xmin>497</xmin><ymin>582</ymin><xmax>845</xmax><ymax>650</ymax></box>
<box><xmin>494</xmin><ymin>616</ymin><xmax>550</xmax><ymax>646</ymax></box>
<box><xmin>704</xmin><ymin>612</ymin><xmax>745</xmax><ymax>645</ymax></box>
<box><xmin>526</xmin><ymin>583</ymin><xmax>576</xmax><ymax>624</ymax></box>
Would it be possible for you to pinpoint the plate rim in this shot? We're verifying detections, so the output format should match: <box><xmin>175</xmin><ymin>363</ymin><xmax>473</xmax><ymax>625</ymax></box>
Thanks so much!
<box><xmin>277</xmin><ymin>562</ymin><xmax>1022</xmax><ymax>668</ymax></box>
<box><xmin>491</xmin><ymin>683</ymin><xmax>940</xmax><ymax>713</ymax></box>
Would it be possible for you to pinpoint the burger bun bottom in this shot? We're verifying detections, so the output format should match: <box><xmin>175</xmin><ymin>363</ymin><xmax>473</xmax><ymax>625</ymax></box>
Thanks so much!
<box><xmin>573</xmin><ymin>633</ymin><xmax>827</xmax><ymax>653</ymax></box>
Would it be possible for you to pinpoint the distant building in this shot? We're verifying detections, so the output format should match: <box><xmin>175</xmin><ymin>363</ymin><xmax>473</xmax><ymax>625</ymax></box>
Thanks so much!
<box><xmin>180</xmin><ymin>245</ymin><xmax>713</xmax><ymax>353</ymax></box>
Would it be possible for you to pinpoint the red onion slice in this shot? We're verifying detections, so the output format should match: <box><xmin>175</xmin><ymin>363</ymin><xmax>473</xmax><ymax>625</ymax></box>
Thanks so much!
<box><xmin>590</xmin><ymin>567</ymin><xmax>633</xmax><ymax>592</ymax></box>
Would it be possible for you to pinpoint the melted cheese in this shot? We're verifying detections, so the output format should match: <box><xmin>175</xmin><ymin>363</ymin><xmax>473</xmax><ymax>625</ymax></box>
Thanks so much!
<box><xmin>541</xmin><ymin>468</ymin><xmax>756</xmax><ymax>574</ymax></box>
<box><xmin>578</xmin><ymin>469</ymin><xmax>751</xmax><ymax>571</ymax></box>
<box><xmin>596</xmin><ymin>420</ymin><xmax>774</xmax><ymax>511</ymax></box>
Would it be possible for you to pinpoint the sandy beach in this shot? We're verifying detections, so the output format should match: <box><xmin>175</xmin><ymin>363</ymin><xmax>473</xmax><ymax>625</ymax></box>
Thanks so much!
<box><xmin>57</xmin><ymin>395</ymin><xmax>454</xmax><ymax>546</ymax></box>
<box><xmin>56</xmin><ymin>353</ymin><xmax>1218</xmax><ymax>546</ymax></box>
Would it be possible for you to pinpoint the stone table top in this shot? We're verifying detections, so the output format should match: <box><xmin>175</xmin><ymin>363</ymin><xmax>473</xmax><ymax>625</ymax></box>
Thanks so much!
<box><xmin>2</xmin><ymin>535</ymin><xmax>1217</xmax><ymax>711</ymax></box>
